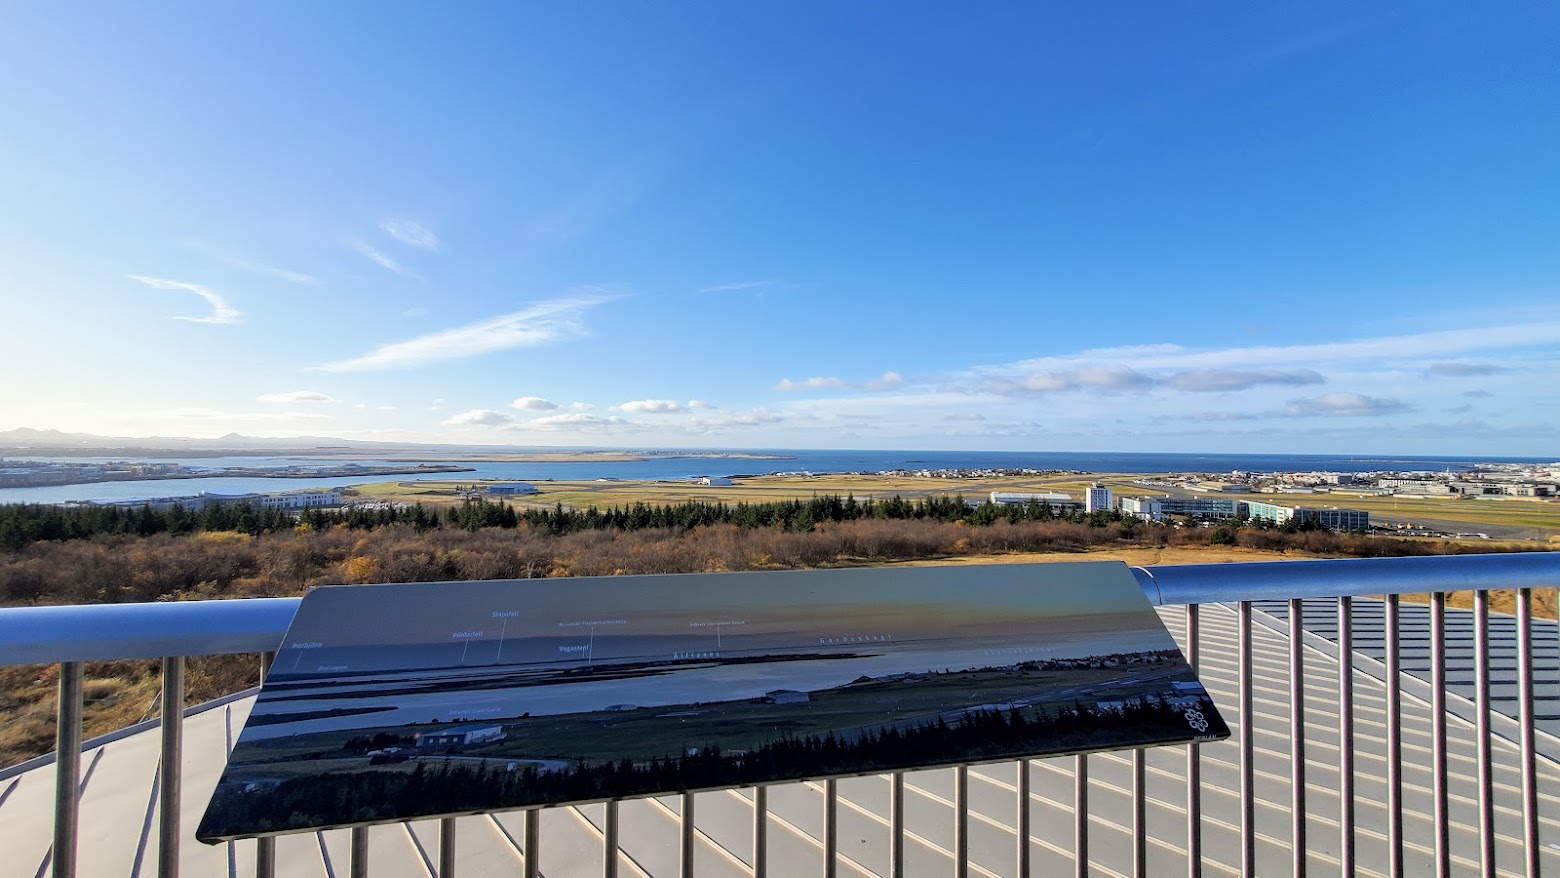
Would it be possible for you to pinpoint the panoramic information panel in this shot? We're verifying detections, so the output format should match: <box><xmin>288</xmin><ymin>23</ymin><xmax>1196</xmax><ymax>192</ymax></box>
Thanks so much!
<box><xmin>199</xmin><ymin>562</ymin><xmax>1228</xmax><ymax>842</ymax></box>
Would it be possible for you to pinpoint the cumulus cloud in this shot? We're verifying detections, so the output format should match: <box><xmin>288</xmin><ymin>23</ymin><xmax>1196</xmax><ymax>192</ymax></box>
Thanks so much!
<box><xmin>318</xmin><ymin>294</ymin><xmax>608</xmax><ymax>372</ymax></box>
<box><xmin>381</xmin><ymin>219</ymin><xmax>440</xmax><ymax>251</ymax></box>
<box><xmin>1429</xmin><ymin>362</ymin><xmax>1506</xmax><ymax>376</ymax></box>
<box><xmin>1280</xmin><ymin>393</ymin><xmax>1412</xmax><ymax>418</ymax></box>
<box><xmin>615</xmin><ymin>399</ymin><xmax>689</xmax><ymax>414</ymax></box>
<box><xmin>129</xmin><ymin>275</ymin><xmax>242</xmax><ymax>324</ymax></box>
<box><xmin>442</xmin><ymin>409</ymin><xmax>515</xmax><ymax>427</ymax></box>
<box><xmin>257</xmin><ymin>391</ymin><xmax>337</xmax><ymax>404</ymax></box>
<box><xmin>511</xmin><ymin>396</ymin><xmax>561</xmax><ymax>411</ymax></box>
<box><xmin>1165</xmin><ymin>368</ymin><xmax>1325</xmax><ymax>393</ymax></box>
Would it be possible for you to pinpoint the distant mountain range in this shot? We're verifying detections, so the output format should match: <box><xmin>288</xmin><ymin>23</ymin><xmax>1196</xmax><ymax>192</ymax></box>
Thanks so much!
<box><xmin>0</xmin><ymin>427</ymin><xmax>523</xmax><ymax>457</ymax></box>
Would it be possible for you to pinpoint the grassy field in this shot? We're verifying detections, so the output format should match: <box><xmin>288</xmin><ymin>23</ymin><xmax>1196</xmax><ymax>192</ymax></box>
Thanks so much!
<box><xmin>345</xmin><ymin>472</ymin><xmax>1560</xmax><ymax>539</ymax></box>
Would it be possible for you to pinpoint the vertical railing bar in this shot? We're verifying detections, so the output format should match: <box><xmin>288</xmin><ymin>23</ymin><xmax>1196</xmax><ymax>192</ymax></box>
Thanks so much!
<box><xmin>1385</xmin><ymin>594</ymin><xmax>1403</xmax><ymax>878</ymax></box>
<box><xmin>523</xmin><ymin>810</ymin><xmax>539</xmax><ymax>878</ymax></box>
<box><xmin>1185</xmin><ymin>604</ymin><xmax>1200</xmax><ymax>878</ymax></box>
<box><xmin>1074</xmin><ymin>754</ymin><xmax>1088</xmax><ymax>878</ymax></box>
<box><xmin>889</xmin><ymin>773</ymin><xmax>904</xmax><ymax>878</ymax></box>
<box><xmin>953</xmin><ymin>766</ymin><xmax>968</xmax><ymax>878</ymax></box>
<box><xmin>1288</xmin><ymin>598</ymin><xmax>1306</xmax><ymax>878</ymax></box>
<box><xmin>1516</xmin><ymin>588</ymin><xmax>1538</xmax><ymax>877</ymax></box>
<box><xmin>1338</xmin><ymin>596</ymin><xmax>1355</xmax><ymax>876</ymax></box>
<box><xmin>255</xmin><ymin>652</ymin><xmax>277</xmax><ymax>878</ymax></box>
<box><xmin>1132</xmin><ymin>749</ymin><xmax>1146</xmax><ymax>878</ymax></box>
<box><xmin>681</xmin><ymin>792</ymin><xmax>695</xmax><ymax>878</ymax></box>
<box><xmin>824</xmin><ymin>778</ymin><xmax>838</xmax><ymax>878</ymax></box>
<box><xmin>1430</xmin><ymin>593</ymin><xmax>1449</xmax><ymax>878</ymax></box>
<box><xmin>53</xmin><ymin>661</ymin><xmax>83</xmax><ymax>878</ymax></box>
<box><xmin>603</xmin><ymin>800</ymin><xmax>619</xmax><ymax>878</ymax></box>
<box><xmin>159</xmin><ymin>656</ymin><xmax>184</xmax><ymax>878</ymax></box>
<box><xmin>350</xmin><ymin>826</ymin><xmax>369</xmax><ymax>878</ymax></box>
<box><xmin>752</xmin><ymin>786</ymin><xmax>767</xmax><ymax>878</ymax></box>
<box><xmin>1016</xmin><ymin>760</ymin><xmax>1030</xmax><ymax>878</ymax></box>
<box><xmin>1475</xmin><ymin>590</ymin><xmax>1495</xmax><ymax>877</ymax></box>
<box><xmin>439</xmin><ymin>818</ymin><xmax>456</xmax><ymax>878</ymax></box>
<box><xmin>1238</xmin><ymin>601</ymin><xmax>1254</xmax><ymax>878</ymax></box>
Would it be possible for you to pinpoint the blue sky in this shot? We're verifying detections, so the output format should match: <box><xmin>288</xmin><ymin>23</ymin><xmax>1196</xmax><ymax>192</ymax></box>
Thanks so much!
<box><xmin>2</xmin><ymin>4</ymin><xmax>1556</xmax><ymax>454</ymax></box>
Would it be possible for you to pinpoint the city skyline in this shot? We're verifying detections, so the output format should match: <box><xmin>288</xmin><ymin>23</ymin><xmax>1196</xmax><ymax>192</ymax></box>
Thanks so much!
<box><xmin>2</xmin><ymin>5</ymin><xmax>1556</xmax><ymax>454</ymax></box>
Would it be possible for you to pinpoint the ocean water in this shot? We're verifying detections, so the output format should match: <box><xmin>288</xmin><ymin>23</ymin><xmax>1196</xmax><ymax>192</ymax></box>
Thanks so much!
<box><xmin>1</xmin><ymin>449</ymin><xmax>1547</xmax><ymax>505</ymax></box>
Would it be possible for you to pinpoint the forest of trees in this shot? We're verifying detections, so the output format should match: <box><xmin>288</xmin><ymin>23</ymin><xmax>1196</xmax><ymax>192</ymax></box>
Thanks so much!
<box><xmin>0</xmin><ymin>494</ymin><xmax>1525</xmax><ymax>607</ymax></box>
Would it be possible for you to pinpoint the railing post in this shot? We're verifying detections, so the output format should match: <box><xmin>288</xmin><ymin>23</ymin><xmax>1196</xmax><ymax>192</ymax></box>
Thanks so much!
<box><xmin>752</xmin><ymin>786</ymin><xmax>767</xmax><ymax>878</ymax></box>
<box><xmin>604</xmin><ymin>799</ymin><xmax>619</xmax><ymax>878</ymax></box>
<box><xmin>523</xmin><ymin>810</ymin><xmax>539</xmax><ymax>878</ymax></box>
<box><xmin>1475</xmin><ymin>591</ymin><xmax>1495</xmax><ymax>877</ymax></box>
<box><xmin>1337</xmin><ymin>596</ymin><xmax>1354</xmax><ymax>875</ymax></box>
<box><xmin>1074</xmin><ymin>754</ymin><xmax>1088</xmax><ymax>878</ymax></box>
<box><xmin>824</xmin><ymin>778</ymin><xmax>838</xmax><ymax>878</ymax></box>
<box><xmin>1185</xmin><ymin>604</ymin><xmax>1201</xmax><ymax>878</ymax></box>
<box><xmin>889</xmin><ymin>772</ymin><xmax>905</xmax><ymax>878</ymax></box>
<box><xmin>350</xmin><ymin>826</ymin><xmax>369</xmax><ymax>878</ymax></box>
<box><xmin>1385</xmin><ymin>595</ymin><xmax>1403</xmax><ymax>877</ymax></box>
<box><xmin>680</xmin><ymin>792</ymin><xmax>694</xmax><ymax>878</ymax></box>
<box><xmin>159</xmin><ymin>656</ymin><xmax>183</xmax><ymax>878</ymax></box>
<box><xmin>953</xmin><ymin>766</ymin><xmax>967</xmax><ymax>878</ymax></box>
<box><xmin>1516</xmin><ymin>588</ymin><xmax>1539</xmax><ymax>876</ymax></box>
<box><xmin>1237</xmin><ymin>601</ymin><xmax>1254</xmax><ymax>878</ymax></box>
<box><xmin>1016</xmin><ymin>760</ymin><xmax>1030</xmax><ymax>878</ymax></box>
<box><xmin>1288</xmin><ymin>598</ymin><xmax>1306</xmax><ymax>877</ymax></box>
<box><xmin>1429</xmin><ymin>593</ymin><xmax>1449</xmax><ymax>878</ymax></box>
<box><xmin>255</xmin><ymin>652</ymin><xmax>276</xmax><ymax>878</ymax></box>
<box><xmin>1132</xmin><ymin>749</ymin><xmax>1146</xmax><ymax>878</ymax></box>
<box><xmin>439</xmin><ymin>817</ymin><xmax>456</xmax><ymax>877</ymax></box>
<box><xmin>53</xmin><ymin>661</ymin><xmax>83</xmax><ymax>878</ymax></box>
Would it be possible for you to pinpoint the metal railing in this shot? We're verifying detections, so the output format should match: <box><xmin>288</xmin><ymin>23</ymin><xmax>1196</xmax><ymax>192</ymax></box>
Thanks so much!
<box><xmin>2</xmin><ymin>552</ymin><xmax>1557</xmax><ymax>878</ymax></box>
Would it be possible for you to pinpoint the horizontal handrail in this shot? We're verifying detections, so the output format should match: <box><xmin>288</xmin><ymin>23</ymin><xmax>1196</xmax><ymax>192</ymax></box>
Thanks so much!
<box><xmin>0</xmin><ymin>552</ymin><xmax>1556</xmax><ymax>665</ymax></box>
<box><xmin>1130</xmin><ymin>551</ymin><xmax>1560</xmax><ymax>606</ymax></box>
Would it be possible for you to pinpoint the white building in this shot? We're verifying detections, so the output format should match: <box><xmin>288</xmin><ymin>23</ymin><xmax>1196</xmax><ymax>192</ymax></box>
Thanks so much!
<box><xmin>487</xmin><ymin>482</ymin><xmax>539</xmax><ymax>495</ymax></box>
<box><xmin>1085</xmin><ymin>483</ymin><xmax>1113</xmax><ymax>513</ymax></box>
<box><xmin>699</xmin><ymin>476</ymin><xmax>734</xmax><ymax>486</ymax></box>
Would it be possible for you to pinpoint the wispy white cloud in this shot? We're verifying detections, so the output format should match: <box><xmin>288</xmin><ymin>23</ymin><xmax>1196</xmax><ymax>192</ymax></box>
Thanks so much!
<box><xmin>776</xmin><ymin>376</ymin><xmax>847</xmax><ymax>391</ymax></box>
<box><xmin>775</xmin><ymin>371</ymin><xmax>905</xmax><ymax>393</ymax></box>
<box><xmin>352</xmin><ymin>241</ymin><xmax>418</xmax><ymax>278</ymax></box>
<box><xmin>508</xmin><ymin>413</ymin><xmax>639</xmax><ymax>432</ymax></box>
<box><xmin>699</xmin><ymin>280</ymin><xmax>774</xmax><ymax>294</ymax></box>
<box><xmin>257</xmin><ymin>391</ymin><xmax>337</xmax><ymax>404</ymax></box>
<box><xmin>231</xmin><ymin>259</ymin><xmax>321</xmax><ymax>287</ymax></box>
<box><xmin>318</xmin><ymin>294</ymin><xmax>609</xmax><ymax>372</ymax></box>
<box><xmin>1164</xmin><ymin>368</ymin><xmax>1324</xmax><ymax>392</ymax></box>
<box><xmin>1429</xmin><ymin>362</ymin><xmax>1506</xmax><ymax>377</ymax></box>
<box><xmin>442</xmin><ymin>409</ymin><xmax>514</xmax><ymax>427</ymax></box>
<box><xmin>381</xmin><ymin>219</ymin><xmax>440</xmax><ymax>251</ymax></box>
<box><xmin>1280</xmin><ymin>393</ymin><xmax>1412</xmax><ymax>418</ymax></box>
<box><xmin>512</xmin><ymin>396</ymin><xmax>561</xmax><ymax>411</ymax></box>
<box><xmin>129</xmin><ymin>275</ymin><xmax>242</xmax><ymax>324</ymax></box>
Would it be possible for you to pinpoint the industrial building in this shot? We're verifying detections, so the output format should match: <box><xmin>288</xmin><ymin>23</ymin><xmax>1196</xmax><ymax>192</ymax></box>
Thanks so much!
<box><xmin>989</xmin><ymin>492</ymin><xmax>1085</xmax><ymax>513</ymax></box>
<box><xmin>1245</xmin><ymin>501</ymin><xmax>1370</xmax><ymax>531</ymax></box>
<box><xmin>486</xmin><ymin>482</ymin><xmax>539</xmax><ymax>495</ymax></box>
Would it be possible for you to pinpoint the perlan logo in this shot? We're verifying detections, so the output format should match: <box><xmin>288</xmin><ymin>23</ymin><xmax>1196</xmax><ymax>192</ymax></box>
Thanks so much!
<box><xmin>1183</xmin><ymin>708</ymin><xmax>1210</xmax><ymax>734</ymax></box>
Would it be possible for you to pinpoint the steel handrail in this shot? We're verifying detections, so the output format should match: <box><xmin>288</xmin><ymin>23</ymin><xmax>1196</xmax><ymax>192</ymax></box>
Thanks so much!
<box><xmin>0</xmin><ymin>552</ymin><xmax>1555</xmax><ymax>666</ymax></box>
